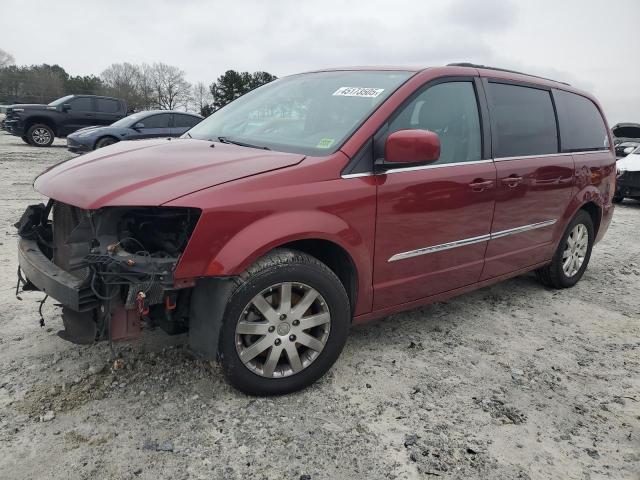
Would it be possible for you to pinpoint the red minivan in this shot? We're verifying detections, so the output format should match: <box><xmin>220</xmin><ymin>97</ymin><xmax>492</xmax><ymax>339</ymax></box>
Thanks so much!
<box><xmin>17</xmin><ymin>64</ymin><xmax>615</xmax><ymax>395</ymax></box>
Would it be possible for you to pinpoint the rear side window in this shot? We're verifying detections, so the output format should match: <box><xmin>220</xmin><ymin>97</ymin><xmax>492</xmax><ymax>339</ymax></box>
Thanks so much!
<box><xmin>68</xmin><ymin>97</ymin><xmax>93</xmax><ymax>111</ymax></box>
<box><xmin>173</xmin><ymin>114</ymin><xmax>201</xmax><ymax>128</ymax></box>
<box><xmin>385</xmin><ymin>81</ymin><xmax>481</xmax><ymax>165</ymax></box>
<box><xmin>487</xmin><ymin>83</ymin><xmax>558</xmax><ymax>158</ymax></box>
<box><xmin>97</xmin><ymin>98</ymin><xmax>120</xmax><ymax>113</ymax></box>
<box><xmin>554</xmin><ymin>90</ymin><xmax>607</xmax><ymax>152</ymax></box>
<box><xmin>139</xmin><ymin>114</ymin><xmax>171</xmax><ymax>128</ymax></box>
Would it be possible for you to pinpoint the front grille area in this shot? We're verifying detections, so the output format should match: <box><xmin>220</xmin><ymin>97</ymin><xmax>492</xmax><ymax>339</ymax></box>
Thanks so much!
<box><xmin>619</xmin><ymin>171</ymin><xmax>640</xmax><ymax>189</ymax></box>
<box><xmin>51</xmin><ymin>202</ymin><xmax>97</xmax><ymax>310</ymax></box>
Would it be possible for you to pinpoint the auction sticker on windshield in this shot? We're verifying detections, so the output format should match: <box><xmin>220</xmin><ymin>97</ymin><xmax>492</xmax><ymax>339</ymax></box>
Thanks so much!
<box><xmin>333</xmin><ymin>87</ymin><xmax>384</xmax><ymax>98</ymax></box>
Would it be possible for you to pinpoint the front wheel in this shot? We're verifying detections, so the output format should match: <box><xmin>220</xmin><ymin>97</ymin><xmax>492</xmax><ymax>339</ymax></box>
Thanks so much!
<box><xmin>27</xmin><ymin>123</ymin><xmax>54</xmax><ymax>147</ymax></box>
<box><xmin>95</xmin><ymin>136</ymin><xmax>118</xmax><ymax>149</ymax></box>
<box><xmin>535</xmin><ymin>210</ymin><xmax>594</xmax><ymax>288</ymax></box>
<box><xmin>612</xmin><ymin>193</ymin><xmax>624</xmax><ymax>204</ymax></box>
<box><xmin>21</xmin><ymin>135</ymin><xmax>30</xmax><ymax>144</ymax></box>
<box><xmin>219</xmin><ymin>249</ymin><xmax>350</xmax><ymax>396</ymax></box>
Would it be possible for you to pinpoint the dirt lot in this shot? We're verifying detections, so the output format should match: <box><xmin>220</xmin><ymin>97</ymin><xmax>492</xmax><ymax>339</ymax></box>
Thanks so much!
<box><xmin>0</xmin><ymin>130</ymin><xmax>638</xmax><ymax>480</ymax></box>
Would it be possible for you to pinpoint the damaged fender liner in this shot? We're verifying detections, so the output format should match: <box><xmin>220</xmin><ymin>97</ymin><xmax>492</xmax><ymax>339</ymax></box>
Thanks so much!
<box><xmin>18</xmin><ymin>237</ymin><xmax>99</xmax><ymax>311</ymax></box>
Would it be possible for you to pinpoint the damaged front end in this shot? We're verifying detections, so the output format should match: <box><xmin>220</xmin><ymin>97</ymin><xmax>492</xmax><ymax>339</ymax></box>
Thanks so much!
<box><xmin>16</xmin><ymin>201</ymin><xmax>200</xmax><ymax>344</ymax></box>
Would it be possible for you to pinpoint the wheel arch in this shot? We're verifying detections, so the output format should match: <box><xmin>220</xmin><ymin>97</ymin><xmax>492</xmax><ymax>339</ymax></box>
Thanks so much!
<box><xmin>94</xmin><ymin>135</ymin><xmax>119</xmax><ymax>149</ymax></box>
<box><xmin>24</xmin><ymin>116</ymin><xmax>57</xmax><ymax>136</ymax></box>
<box><xmin>190</xmin><ymin>210</ymin><xmax>372</xmax><ymax>316</ymax></box>
<box><xmin>579</xmin><ymin>201</ymin><xmax>601</xmax><ymax>238</ymax></box>
<box><xmin>278</xmin><ymin>238</ymin><xmax>358</xmax><ymax>315</ymax></box>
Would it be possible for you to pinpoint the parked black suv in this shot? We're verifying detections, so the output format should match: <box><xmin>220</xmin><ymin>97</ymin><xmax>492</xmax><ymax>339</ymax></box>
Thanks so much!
<box><xmin>2</xmin><ymin>95</ymin><xmax>128</xmax><ymax>147</ymax></box>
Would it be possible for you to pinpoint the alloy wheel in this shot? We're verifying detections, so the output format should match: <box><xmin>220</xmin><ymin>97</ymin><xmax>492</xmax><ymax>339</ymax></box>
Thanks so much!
<box><xmin>235</xmin><ymin>282</ymin><xmax>331</xmax><ymax>378</ymax></box>
<box><xmin>562</xmin><ymin>223</ymin><xmax>588</xmax><ymax>277</ymax></box>
<box><xmin>32</xmin><ymin>127</ymin><xmax>51</xmax><ymax>145</ymax></box>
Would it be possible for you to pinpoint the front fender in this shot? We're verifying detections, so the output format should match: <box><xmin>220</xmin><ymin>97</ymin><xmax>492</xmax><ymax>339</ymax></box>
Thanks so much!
<box><xmin>204</xmin><ymin>210</ymin><xmax>365</xmax><ymax>276</ymax></box>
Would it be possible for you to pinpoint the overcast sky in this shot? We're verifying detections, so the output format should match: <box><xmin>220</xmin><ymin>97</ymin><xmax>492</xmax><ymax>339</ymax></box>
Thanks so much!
<box><xmin>2</xmin><ymin>0</ymin><xmax>638</xmax><ymax>124</ymax></box>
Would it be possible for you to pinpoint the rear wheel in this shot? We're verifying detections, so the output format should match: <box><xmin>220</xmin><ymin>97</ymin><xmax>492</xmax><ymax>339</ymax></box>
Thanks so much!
<box><xmin>219</xmin><ymin>249</ymin><xmax>350</xmax><ymax>395</ymax></box>
<box><xmin>95</xmin><ymin>136</ymin><xmax>117</xmax><ymax>149</ymax></box>
<box><xmin>27</xmin><ymin>123</ymin><xmax>54</xmax><ymax>147</ymax></box>
<box><xmin>21</xmin><ymin>135</ymin><xmax>30</xmax><ymax>144</ymax></box>
<box><xmin>612</xmin><ymin>193</ymin><xmax>624</xmax><ymax>203</ymax></box>
<box><xmin>535</xmin><ymin>210</ymin><xmax>594</xmax><ymax>288</ymax></box>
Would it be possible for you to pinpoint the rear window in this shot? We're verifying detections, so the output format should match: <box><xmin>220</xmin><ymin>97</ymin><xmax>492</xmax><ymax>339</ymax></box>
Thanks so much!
<box><xmin>97</xmin><ymin>98</ymin><xmax>121</xmax><ymax>113</ymax></box>
<box><xmin>487</xmin><ymin>82</ymin><xmax>558</xmax><ymax>158</ymax></box>
<box><xmin>554</xmin><ymin>90</ymin><xmax>607</xmax><ymax>152</ymax></box>
<box><xmin>173</xmin><ymin>114</ymin><xmax>201</xmax><ymax>128</ymax></box>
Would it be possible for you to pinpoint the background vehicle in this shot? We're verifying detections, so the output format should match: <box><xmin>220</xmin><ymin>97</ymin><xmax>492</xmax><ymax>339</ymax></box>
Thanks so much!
<box><xmin>615</xmin><ymin>146</ymin><xmax>640</xmax><ymax>202</ymax></box>
<box><xmin>67</xmin><ymin>110</ymin><xmax>203</xmax><ymax>153</ymax></box>
<box><xmin>2</xmin><ymin>94</ymin><xmax>127</xmax><ymax>147</ymax></box>
<box><xmin>16</xmin><ymin>65</ymin><xmax>615</xmax><ymax>395</ymax></box>
<box><xmin>611</xmin><ymin>122</ymin><xmax>640</xmax><ymax>158</ymax></box>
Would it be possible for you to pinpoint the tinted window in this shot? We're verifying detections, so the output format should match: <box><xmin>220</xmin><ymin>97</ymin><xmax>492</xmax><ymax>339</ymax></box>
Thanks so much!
<box><xmin>68</xmin><ymin>97</ymin><xmax>93</xmax><ymax>111</ymax></box>
<box><xmin>173</xmin><ymin>114</ymin><xmax>201</xmax><ymax>128</ymax></box>
<box><xmin>385</xmin><ymin>82</ymin><xmax>481</xmax><ymax>165</ymax></box>
<box><xmin>139</xmin><ymin>114</ymin><xmax>171</xmax><ymax>128</ymax></box>
<box><xmin>487</xmin><ymin>83</ymin><xmax>558</xmax><ymax>158</ymax></box>
<box><xmin>554</xmin><ymin>90</ymin><xmax>607</xmax><ymax>152</ymax></box>
<box><xmin>97</xmin><ymin>98</ymin><xmax>120</xmax><ymax>113</ymax></box>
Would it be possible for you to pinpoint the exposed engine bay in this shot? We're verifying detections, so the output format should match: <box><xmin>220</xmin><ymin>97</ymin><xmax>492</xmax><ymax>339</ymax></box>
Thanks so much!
<box><xmin>16</xmin><ymin>200</ymin><xmax>201</xmax><ymax>344</ymax></box>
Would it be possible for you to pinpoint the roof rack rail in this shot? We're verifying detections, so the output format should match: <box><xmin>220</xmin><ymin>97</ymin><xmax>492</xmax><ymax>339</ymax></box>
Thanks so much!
<box><xmin>446</xmin><ymin>62</ymin><xmax>570</xmax><ymax>86</ymax></box>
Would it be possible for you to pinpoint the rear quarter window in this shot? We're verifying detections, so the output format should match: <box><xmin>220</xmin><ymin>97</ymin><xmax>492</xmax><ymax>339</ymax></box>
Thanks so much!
<box><xmin>173</xmin><ymin>114</ymin><xmax>201</xmax><ymax>128</ymax></box>
<box><xmin>487</xmin><ymin>82</ymin><xmax>558</xmax><ymax>158</ymax></box>
<box><xmin>554</xmin><ymin>89</ymin><xmax>608</xmax><ymax>152</ymax></box>
<box><xmin>97</xmin><ymin>98</ymin><xmax>121</xmax><ymax>114</ymax></box>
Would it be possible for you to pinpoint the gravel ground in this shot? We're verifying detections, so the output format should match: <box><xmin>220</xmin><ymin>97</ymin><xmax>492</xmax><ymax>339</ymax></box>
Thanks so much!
<box><xmin>0</xmin><ymin>130</ymin><xmax>638</xmax><ymax>480</ymax></box>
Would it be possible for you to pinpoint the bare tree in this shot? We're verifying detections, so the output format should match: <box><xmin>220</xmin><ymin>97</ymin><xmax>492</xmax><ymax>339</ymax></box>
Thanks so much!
<box><xmin>0</xmin><ymin>48</ymin><xmax>15</xmax><ymax>68</ymax></box>
<box><xmin>150</xmin><ymin>62</ymin><xmax>191</xmax><ymax>110</ymax></box>
<box><xmin>101</xmin><ymin>62</ymin><xmax>144</xmax><ymax>110</ymax></box>
<box><xmin>192</xmin><ymin>81</ymin><xmax>212</xmax><ymax>116</ymax></box>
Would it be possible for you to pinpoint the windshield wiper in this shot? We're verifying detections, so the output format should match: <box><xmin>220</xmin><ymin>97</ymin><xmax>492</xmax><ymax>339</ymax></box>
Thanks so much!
<box><xmin>217</xmin><ymin>136</ymin><xmax>270</xmax><ymax>150</ymax></box>
<box><xmin>185</xmin><ymin>132</ymin><xmax>192</xmax><ymax>138</ymax></box>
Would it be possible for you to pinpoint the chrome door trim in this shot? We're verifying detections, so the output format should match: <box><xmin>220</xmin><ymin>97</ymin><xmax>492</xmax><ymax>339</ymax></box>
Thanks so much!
<box><xmin>493</xmin><ymin>150</ymin><xmax>610</xmax><ymax>162</ymax></box>
<box><xmin>342</xmin><ymin>150</ymin><xmax>611</xmax><ymax>178</ymax></box>
<box><xmin>341</xmin><ymin>159</ymin><xmax>494</xmax><ymax>179</ymax></box>
<box><xmin>489</xmin><ymin>219</ymin><xmax>557</xmax><ymax>239</ymax></box>
<box><xmin>388</xmin><ymin>219</ymin><xmax>557</xmax><ymax>262</ymax></box>
<box><xmin>388</xmin><ymin>233</ymin><xmax>490</xmax><ymax>262</ymax></box>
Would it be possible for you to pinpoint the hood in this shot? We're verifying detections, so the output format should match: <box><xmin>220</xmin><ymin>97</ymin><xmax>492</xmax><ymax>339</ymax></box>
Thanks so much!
<box><xmin>612</xmin><ymin>123</ymin><xmax>640</xmax><ymax>141</ymax></box>
<box><xmin>34</xmin><ymin>138</ymin><xmax>305</xmax><ymax>209</ymax></box>
<box><xmin>8</xmin><ymin>103</ymin><xmax>49</xmax><ymax>111</ymax></box>
<box><xmin>68</xmin><ymin>125</ymin><xmax>110</xmax><ymax>137</ymax></box>
<box><xmin>617</xmin><ymin>153</ymin><xmax>640</xmax><ymax>173</ymax></box>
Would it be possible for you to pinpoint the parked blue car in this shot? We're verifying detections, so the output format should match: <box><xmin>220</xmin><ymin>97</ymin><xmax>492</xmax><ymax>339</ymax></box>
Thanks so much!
<box><xmin>66</xmin><ymin>110</ymin><xmax>203</xmax><ymax>153</ymax></box>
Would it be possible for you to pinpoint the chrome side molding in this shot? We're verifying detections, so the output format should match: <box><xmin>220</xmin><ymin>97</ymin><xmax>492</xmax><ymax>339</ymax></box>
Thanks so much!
<box><xmin>388</xmin><ymin>219</ymin><xmax>557</xmax><ymax>262</ymax></box>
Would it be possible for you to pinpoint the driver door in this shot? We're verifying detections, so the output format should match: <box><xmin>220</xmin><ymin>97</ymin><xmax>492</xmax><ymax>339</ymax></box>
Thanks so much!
<box><xmin>373</xmin><ymin>79</ymin><xmax>496</xmax><ymax>309</ymax></box>
<box><xmin>132</xmin><ymin>113</ymin><xmax>172</xmax><ymax>139</ymax></box>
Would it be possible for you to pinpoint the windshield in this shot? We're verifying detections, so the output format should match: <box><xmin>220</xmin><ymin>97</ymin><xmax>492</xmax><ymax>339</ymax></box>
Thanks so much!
<box><xmin>186</xmin><ymin>70</ymin><xmax>414</xmax><ymax>155</ymax></box>
<box><xmin>48</xmin><ymin>95</ymin><xmax>74</xmax><ymax>106</ymax></box>
<box><xmin>111</xmin><ymin>112</ymin><xmax>147</xmax><ymax>128</ymax></box>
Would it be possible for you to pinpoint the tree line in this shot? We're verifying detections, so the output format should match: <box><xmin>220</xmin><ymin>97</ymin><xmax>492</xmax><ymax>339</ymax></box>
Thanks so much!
<box><xmin>0</xmin><ymin>48</ymin><xmax>276</xmax><ymax>116</ymax></box>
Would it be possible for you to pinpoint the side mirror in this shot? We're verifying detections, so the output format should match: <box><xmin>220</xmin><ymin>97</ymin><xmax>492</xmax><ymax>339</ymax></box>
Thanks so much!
<box><xmin>61</xmin><ymin>103</ymin><xmax>71</xmax><ymax>111</ymax></box>
<box><xmin>384</xmin><ymin>129</ymin><xmax>440</xmax><ymax>165</ymax></box>
<box><xmin>133</xmin><ymin>122</ymin><xmax>145</xmax><ymax>130</ymax></box>
<box><xmin>623</xmin><ymin>146</ymin><xmax>635</xmax><ymax>155</ymax></box>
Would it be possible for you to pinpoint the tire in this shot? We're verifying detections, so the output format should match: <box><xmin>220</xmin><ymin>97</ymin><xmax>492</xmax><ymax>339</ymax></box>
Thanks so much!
<box><xmin>535</xmin><ymin>210</ymin><xmax>594</xmax><ymax>289</ymax></box>
<box><xmin>219</xmin><ymin>249</ymin><xmax>350</xmax><ymax>396</ymax></box>
<box><xmin>95</xmin><ymin>136</ymin><xmax>118</xmax><ymax>149</ymax></box>
<box><xmin>27</xmin><ymin>123</ymin><xmax>54</xmax><ymax>147</ymax></box>
<box><xmin>612</xmin><ymin>193</ymin><xmax>624</xmax><ymax>204</ymax></box>
<box><xmin>21</xmin><ymin>135</ymin><xmax>30</xmax><ymax>144</ymax></box>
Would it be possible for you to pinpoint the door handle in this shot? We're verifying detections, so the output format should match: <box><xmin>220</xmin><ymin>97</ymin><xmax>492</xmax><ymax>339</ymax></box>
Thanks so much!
<box><xmin>469</xmin><ymin>179</ymin><xmax>494</xmax><ymax>192</ymax></box>
<box><xmin>501</xmin><ymin>175</ymin><xmax>522</xmax><ymax>188</ymax></box>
